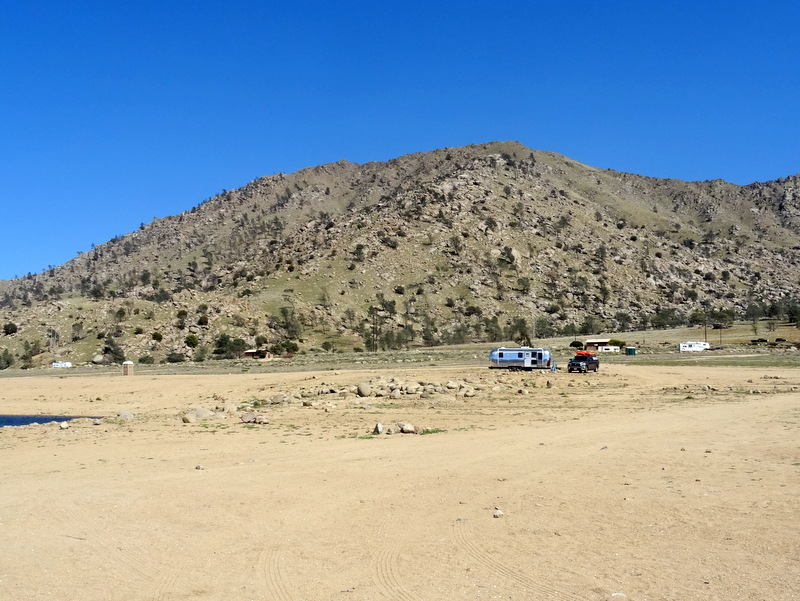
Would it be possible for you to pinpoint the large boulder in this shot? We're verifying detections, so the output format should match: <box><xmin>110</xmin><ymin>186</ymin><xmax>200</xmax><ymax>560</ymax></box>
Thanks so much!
<box><xmin>397</xmin><ymin>421</ymin><xmax>417</xmax><ymax>434</ymax></box>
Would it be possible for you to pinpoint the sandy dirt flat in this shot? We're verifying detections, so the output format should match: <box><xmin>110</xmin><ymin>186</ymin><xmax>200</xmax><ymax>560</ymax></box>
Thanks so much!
<box><xmin>1</xmin><ymin>364</ymin><xmax>798</xmax><ymax>601</ymax></box>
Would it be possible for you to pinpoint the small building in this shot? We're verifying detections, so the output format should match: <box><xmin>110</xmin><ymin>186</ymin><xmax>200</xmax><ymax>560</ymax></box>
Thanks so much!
<box><xmin>242</xmin><ymin>349</ymin><xmax>274</xmax><ymax>359</ymax></box>
<box><xmin>122</xmin><ymin>360</ymin><xmax>135</xmax><ymax>375</ymax></box>
<box><xmin>679</xmin><ymin>341</ymin><xmax>710</xmax><ymax>352</ymax></box>
<box><xmin>584</xmin><ymin>338</ymin><xmax>611</xmax><ymax>351</ymax></box>
<box><xmin>596</xmin><ymin>345</ymin><xmax>620</xmax><ymax>353</ymax></box>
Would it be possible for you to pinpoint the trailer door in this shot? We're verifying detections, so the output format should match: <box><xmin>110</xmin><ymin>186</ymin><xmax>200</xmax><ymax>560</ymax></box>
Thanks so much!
<box><xmin>524</xmin><ymin>353</ymin><xmax>532</xmax><ymax>368</ymax></box>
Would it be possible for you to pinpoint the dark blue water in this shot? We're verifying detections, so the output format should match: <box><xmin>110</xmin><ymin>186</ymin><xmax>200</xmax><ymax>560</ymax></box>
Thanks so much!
<box><xmin>0</xmin><ymin>415</ymin><xmax>90</xmax><ymax>427</ymax></box>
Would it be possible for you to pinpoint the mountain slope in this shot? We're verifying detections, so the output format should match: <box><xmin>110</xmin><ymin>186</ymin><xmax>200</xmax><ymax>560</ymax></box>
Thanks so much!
<box><xmin>1</xmin><ymin>141</ymin><xmax>799</xmax><ymax>365</ymax></box>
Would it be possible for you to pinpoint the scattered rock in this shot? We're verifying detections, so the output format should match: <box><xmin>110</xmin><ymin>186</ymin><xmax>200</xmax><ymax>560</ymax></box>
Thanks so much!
<box><xmin>373</xmin><ymin>423</ymin><xmax>384</xmax><ymax>435</ymax></box>
<box><xmin>493</xmin><ymin>507</ymin><xmax>504</xmax><ymax>518</ymax></box>
<box><xmin>183</xmin><ymin>408</ymin><xmax>214</xmax><ymax>423</ymax></box>
<box><xmin>241</xmin><ymin>412</ymin><xmax>269</xmax><ymax>424</ymax></box>
<box><xmin>117</xmin><ymin>411</ymin><xmax>134</xmax><ymax>421</ymax></box>
<box><xmin>357</xmin><ymin>382</ymin><xmax>372</xmax><ymax>397</ymax></box>
<box><xmin>397</xmin><ymin>421</ymin><xmax>417</xmax><ymax>434</ymax></box>
<box><xmin>59</xmin><ymin>421</ymin><xmax>70</xmax><ymax>429</ymax></box>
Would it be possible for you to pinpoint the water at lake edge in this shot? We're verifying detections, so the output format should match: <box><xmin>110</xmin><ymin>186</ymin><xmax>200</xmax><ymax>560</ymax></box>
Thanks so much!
<box><xmin>0</xmin><ymin>415</ymin><xmax>93</xmax><ymax>427</ymax></box>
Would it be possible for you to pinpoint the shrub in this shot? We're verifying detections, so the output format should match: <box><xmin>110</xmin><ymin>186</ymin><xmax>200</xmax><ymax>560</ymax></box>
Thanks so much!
<box><xmin>103</xmin><ymin>336</ymin><xmax>126</xmax><ymax>363</ymax></box>
<box><xmin>184</xmin><ymin>334</ymin><xmax>199</xmax><ymax>348</ymax></box>
<box><xmin>152</xmin><ymin>332</ymin><xmax>163</xmax><ymax>341</ymax></box>
<box><xmin>0</xmin><ymin>348</ymin><xmax>14</xmax><ymax>369</ymax></box>
<box><xmin>569</xmin><ymin>340</ymin><xmax>584</xmax><ymax>349</ymax></box>
<box><xmin>213</xmin><ymin>334</ymin><xmax>248</xmax><ymax>359</ymax></box>
<box><xmin>3</xmin><ymin>322</ymin><xmax>18</xmax><ymax>335</ymax></box>
<box><xmin>138</xmin><ymin>355</ymin><xmax>155</xmax><ymax>364</ymax></box>
<box><xmin>270</xmin><ymin>340</ymin><xmax>299</xmax><ymax>356</ymax></box>
<box><xmin>608</xmin><ymin>339</ymin><xmax>626</xmax><ymax>348</ymax></box>
<box><xmin>165</xmin><ymin>352</ymin><xmax>185</xmax><ymax>363</ymax></box>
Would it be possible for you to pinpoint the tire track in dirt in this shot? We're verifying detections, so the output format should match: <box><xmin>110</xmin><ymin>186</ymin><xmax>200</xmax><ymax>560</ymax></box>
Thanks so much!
<box><xmin>51</xmin><ymin>506</ymin><xmax>162</xmax><ymax>601</ymax></box>
<box><xmin>452</xmin><ymin>517</ymin><xmax>579</xmax><ymax>601</ymax></box>
<box><xmin>151</xmin><ymin>556</ymin><xmax>190</xmax><ymax>601</ymax></box>
<box><xmin>372</xmin><ymin>518</ymin><xmax>423</xmax><ymax>601</ymax></box>
<box><xmin>258</xmin><ymin>544</ymin><xmax>295</xmax><ymax>601</ymax></box>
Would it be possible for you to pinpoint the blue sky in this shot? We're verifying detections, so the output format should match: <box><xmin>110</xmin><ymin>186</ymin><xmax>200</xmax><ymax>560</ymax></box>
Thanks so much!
<box><xmin>1</xmin><ymin>0</ymin><xmax>798</xmax><ymax>280</ymax></box>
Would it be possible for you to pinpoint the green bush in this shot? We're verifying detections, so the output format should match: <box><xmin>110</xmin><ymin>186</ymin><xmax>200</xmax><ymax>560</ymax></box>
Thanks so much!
<box><xmin>184</xmin><ymin>334</ymin><xmax>199</xmax><ymax>348</ymax></box>
<box><xmin>138</xmin><ymin>355</ymin><xmax>155</xmax><ymax>364</ymax></box>
<box><xmin>103</xmin><ymin>336</ymin><xmax>126</xmax><ymax>364</ymax></box>
<box><xmin>269</xmin><ymin>340</ymin><xmax>299</xmax><ymax>356</ymax></box>
<box><xmin>3</xmin><ymin>322</ymin><xmax>18</xmax><ymax>335</ymax></box>
<box><xmin>0</xmin><ymin>348</ymin><xmax>14</xmax><ymax>369</ymax></box>
<box><xmin>165</xmin><ymin>352</ymin><xmax>185</xmax><ymax>363</ymax></box>
<box><xmin>213</xmin><ymin>334</ymin><xmax>248</xmax><ymax>359</ymax></box>
<box><xmin>569</xmin><ymin>340</ymin><xmax>584</xmax><ymax>349</ymax></box>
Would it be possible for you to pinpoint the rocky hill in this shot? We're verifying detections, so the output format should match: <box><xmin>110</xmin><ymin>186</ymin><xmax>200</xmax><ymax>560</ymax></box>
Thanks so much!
<box><xmin>1</xmin><ymin>141</ymin><xmax>799</xmax><ymax>366</ymax></box>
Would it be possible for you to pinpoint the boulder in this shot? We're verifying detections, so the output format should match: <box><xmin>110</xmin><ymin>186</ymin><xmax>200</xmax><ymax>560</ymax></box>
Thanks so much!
<box><xmin>397</xmin><ymin>421</ymin><xmax>416</xmax><ymax>434</ymax></box>
<box><xmin>357</xmin><ymin>382</ymin><xmax>372</xmax><ymax>397</ymax></box>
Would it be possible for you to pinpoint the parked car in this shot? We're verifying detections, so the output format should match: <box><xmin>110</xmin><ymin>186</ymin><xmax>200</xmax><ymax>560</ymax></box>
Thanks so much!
<box><xmin>567</xmin><ymin>351</ymin><xmax>599</xmax><ymax>373</ymax></box>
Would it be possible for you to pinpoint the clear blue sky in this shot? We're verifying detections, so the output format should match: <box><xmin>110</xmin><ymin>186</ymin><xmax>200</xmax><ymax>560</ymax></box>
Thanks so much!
<box><xmin>1</xmin><ymin>1</ymin><xmax>798</xmax><ymax>280</ymax></box>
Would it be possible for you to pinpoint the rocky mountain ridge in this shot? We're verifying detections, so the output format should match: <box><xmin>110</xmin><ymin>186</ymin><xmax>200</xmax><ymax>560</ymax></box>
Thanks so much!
<box><xmin>1</xmin><ymin>141</ymin><xmax>799</xmax><ymax>366</ymax></box>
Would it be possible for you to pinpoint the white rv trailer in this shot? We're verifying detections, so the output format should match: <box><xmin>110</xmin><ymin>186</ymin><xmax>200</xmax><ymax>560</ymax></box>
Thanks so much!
<box><xmin>679</xmin><ymin>341</ymin><xmax>710</xmax><ymax>352</ymax></box>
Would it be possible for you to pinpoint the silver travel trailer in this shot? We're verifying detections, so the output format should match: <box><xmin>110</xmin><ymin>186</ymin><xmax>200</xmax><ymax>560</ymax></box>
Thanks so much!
<box><xmin>489</xmin><ymin>347</ymin><xmax>552</xmax><ymax>371</ymax></box>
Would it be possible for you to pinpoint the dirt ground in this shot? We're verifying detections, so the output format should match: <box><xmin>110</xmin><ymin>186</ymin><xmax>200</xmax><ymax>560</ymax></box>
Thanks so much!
<box><xmin>1</xmin><ymin>363</ymin><xmax>798</xmax><ymax>601</ymax></box>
